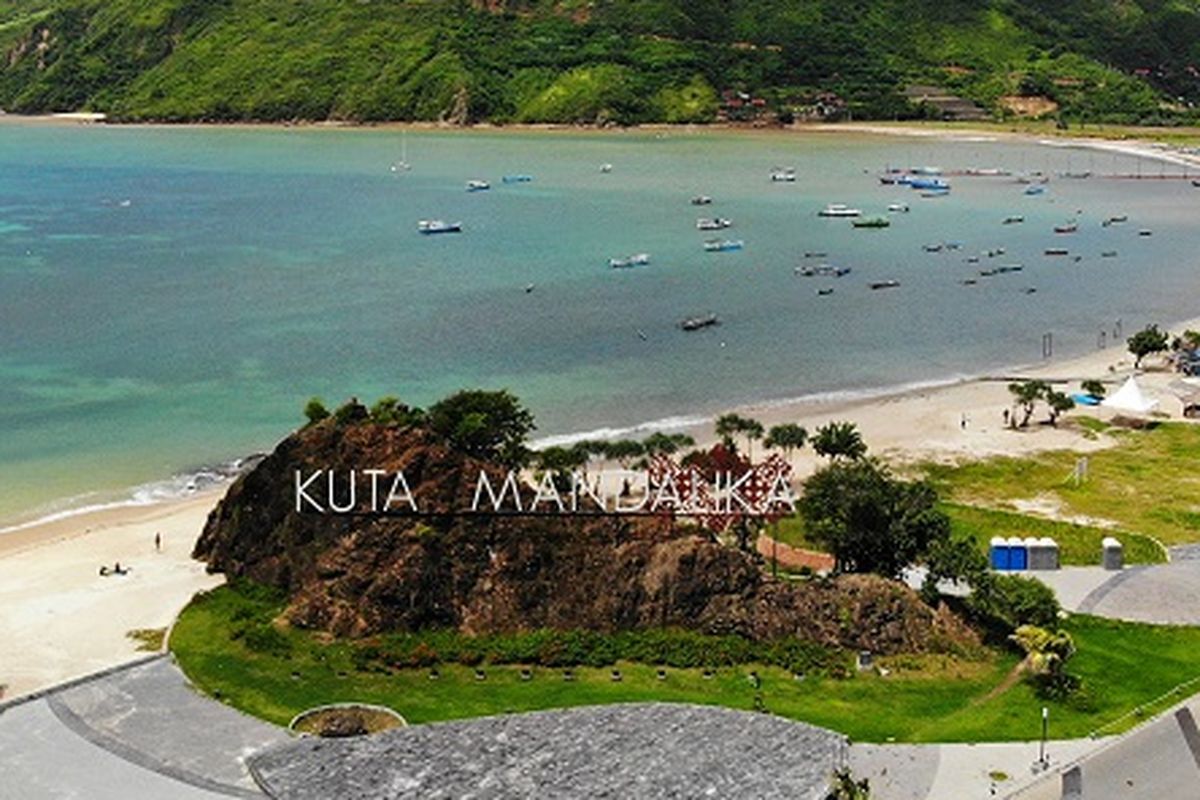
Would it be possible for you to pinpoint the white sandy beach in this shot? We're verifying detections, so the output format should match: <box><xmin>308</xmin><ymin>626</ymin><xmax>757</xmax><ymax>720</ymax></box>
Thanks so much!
<box><xmin>0</xmin><ymin>491</ymin><xmax>223</xmax><ymax>699</ymax></box>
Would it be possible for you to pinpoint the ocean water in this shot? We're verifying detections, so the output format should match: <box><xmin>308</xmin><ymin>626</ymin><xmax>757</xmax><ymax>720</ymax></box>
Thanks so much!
<box><xmin>2</xmin><ymin>122</ymin><xmax>1199</xmax><ymax>526</ymax></box>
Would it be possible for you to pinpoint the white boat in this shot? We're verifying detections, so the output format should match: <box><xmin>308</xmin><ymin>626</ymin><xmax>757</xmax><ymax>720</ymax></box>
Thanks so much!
<box><xmin>818</xmin><ymin>203</ymin><xmax>862</xmax><ymax>218</ymax></box>
<box><xmin>600</xmin><ymin>163</ymin><xmax>614</xmax><ymax>173</ymax></box>
<box><xmin>770</xmin><ymin>168</ymin><xmax>797</xmax><ymax>182</ymax></box>
<box><xmin>704</xmin><ymin>239</ymin><xmax>744</xmax><ymax>252</ymax></box>
<box><xmin>609</xmin><ymin>253</ymin><xmax>650</xmax><ymax>269</ymax></box>
<box><xmin>887</xmin><ymin>202</ymin><xmax>910</xmax><ymax>213</ymax></box>
<box><xmin>466</xmin><ymin>180</ymin><xmax>491</xmax><ymax>192</ymax></box>
<box><xmin>418</xmin><ymin>220</ymin><xmax>462</xmax><ymax>234</ymax></box>
<box><xmin>697</xmin><ymin>218</ymin><xmax>733</xmax><ymax>230</ymax></box>
<box><xmin>390</xmin><ymin>131</ymin><xmax>412</xmax><ymax>172</ymax></box>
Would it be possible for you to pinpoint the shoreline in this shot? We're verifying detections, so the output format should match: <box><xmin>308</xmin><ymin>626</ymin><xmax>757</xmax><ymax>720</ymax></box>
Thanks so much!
<box><xmin>3</xmin><ymin>116</ymin><xmax>1199</xmax><ymax>540</ymax></box>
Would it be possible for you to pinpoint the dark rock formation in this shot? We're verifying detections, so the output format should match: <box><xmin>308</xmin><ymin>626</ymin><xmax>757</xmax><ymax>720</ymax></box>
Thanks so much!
<box><xmin>195</xmin><ymin>420</ymin><xmax>976</xmax><ymax>654</ymax></box>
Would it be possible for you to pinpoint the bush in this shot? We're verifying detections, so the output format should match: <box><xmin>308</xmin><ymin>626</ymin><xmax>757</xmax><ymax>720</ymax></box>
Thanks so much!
<box><xmin>966</xmin><ymin>574</ymin><xmax>1060</xmax><ymax>632</ymax></box>
<box><xmin>239</xmin><ymin>624</ymin><xmax>293</xmax><ymax>658</ymax></box>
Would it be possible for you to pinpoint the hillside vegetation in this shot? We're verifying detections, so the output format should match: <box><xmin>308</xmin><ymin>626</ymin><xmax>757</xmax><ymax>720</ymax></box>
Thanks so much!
<box><xmin>0</xmin><ymin>0</ymin><xmax>1197</xmax><ymax>124</ymax></box>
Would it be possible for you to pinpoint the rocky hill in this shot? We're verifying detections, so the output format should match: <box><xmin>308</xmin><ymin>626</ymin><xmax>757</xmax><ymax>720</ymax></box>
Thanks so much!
<box><xmin>0</xmin><ymin>0</ymin><xmax>1196</xmax><ymax>124</ymax></box>
<box><xmin>195</xmin><ymin>414</ymin><xmax>976</xmax><ymax>654</ymax></box>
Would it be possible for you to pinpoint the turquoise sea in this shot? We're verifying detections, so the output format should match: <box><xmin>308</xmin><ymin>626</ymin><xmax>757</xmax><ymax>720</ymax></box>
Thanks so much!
<box><xmin>1</xmin><ymin>122</ymin><xmax>1198</xmax><ymax>526</ymax></box>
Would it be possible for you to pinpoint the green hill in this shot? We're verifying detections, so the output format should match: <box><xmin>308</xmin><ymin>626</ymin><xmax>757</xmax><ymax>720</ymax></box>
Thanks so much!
<box><xmin>0</xmin><ymin>0</ymin><xmax>1197</xmax><ymax>124</ymax></box>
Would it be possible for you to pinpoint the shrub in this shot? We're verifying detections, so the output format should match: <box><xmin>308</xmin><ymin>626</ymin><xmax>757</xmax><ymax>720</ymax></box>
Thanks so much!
<box><xmin>966</xmin><ymin>574</ymin><xmax>1060</xmax><ymax>632</ymax></box>
<box><xmin>303</xmin><ymin>397</ymin><xmax>330</xmax><ymax>426</ymax></box>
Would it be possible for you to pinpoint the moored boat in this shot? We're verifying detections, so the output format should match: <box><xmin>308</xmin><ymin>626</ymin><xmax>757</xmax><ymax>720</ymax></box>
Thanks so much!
<box><xmin>1024</xmin><ymin>185</ymin><xmax>1046</xmax><ymax>196</ymax></box>
<box><xmin>466</xmin><ymin>180</ymin><xmax>491</xmax><ymax>192</ymax></box>
<box><xmin>418</xmin><ymin>219</ymin><xmax>463</xmax><ymax>234</ymax></box>
<box><xmin>869</xmin><ymin>280</ymin><xmax>900</xmax><ymax>290</ymax></box>
<box><xmin>1003</xmin><ymin>215</ymin><xmax>1025</xmax><ymax>224</ymax></box>
<box><xmin>679</xmin><ymin>313</ymin><xmax>720</xmax><ymax>331</ymax></box>
<box><xmin>703</xmin><ymin>239</ymin><xmax>744</xmax><ymax>252</ymax></box>
<box><xmin>1044</xmin><ymin>248</ymin><xmax>1069</xmax><ymax>256</ymax></box>
<box><xmin>818</xmin><ymin>203</ymin><xmax>862</xmax><ymax>217</ymax></box>
<box><xmin>697</xmin><ymin>218</ymin><xmax>734</xmax><ymax>230</ymax></box>
<box><xmin>691</xmin><ymin>195</ymin><xmax>714</xmax><ymax>205</ymax></box>
<box><xmin>1054</xmin><ymin>222</ymin><xmax>1078</xmax><ymax>234</ymax></box>
<box><xmin>770</xmin><ymin>168</ymin><xmax>797</xmax><ymax>182</ymax></box>
<box><xmin>502</xmin><ymin>174</ymin><xmax>533</xmax><ymax>183</ymax></box>
<box><xmin>609</xmin><ymin>253</ymin><xmax>651</xmax><ymax>269</ymax></box>
<box><xmin>908</xmin><ymin>177</ymin><xmax>949</xmax><ymax>191</ymax></box>
<box><xmin>887</xmin><ymin>202</ymin><xmax>910</xmax><ymax>213</ymax></box>
<box><xmin>852</xmin><ymin>216</ymin><xmax>891</xmax><ymax>229</ymax></box>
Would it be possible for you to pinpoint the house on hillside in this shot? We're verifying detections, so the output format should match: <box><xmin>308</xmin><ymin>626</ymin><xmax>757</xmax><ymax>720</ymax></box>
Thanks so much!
<box><xmin>904</xmin><ymin>84</ymin><xmax>989</xmax><ymax>121</ymax></box>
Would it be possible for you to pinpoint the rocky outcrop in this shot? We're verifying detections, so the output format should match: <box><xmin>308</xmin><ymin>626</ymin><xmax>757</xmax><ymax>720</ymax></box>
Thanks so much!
<box><xmin>195</xmin><ymin>419</ymin><xmax>976</xmax><ymax>654</ymax></box>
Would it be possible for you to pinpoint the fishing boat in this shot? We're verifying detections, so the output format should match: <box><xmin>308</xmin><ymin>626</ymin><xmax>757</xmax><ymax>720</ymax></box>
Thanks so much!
<box><xmin>770</xmin><ymin>168</ymin><xmax>797</xmax><ymax>183</ymax></box>
<box><xmin>851</xmin><ymin>216</ymin><xmax>890</xmax><ymax>229</ymax></box>
<box><xmin>1044</xmin><ymin>248</ymin><xmax>1069</xmax><ymax>256</ymax></box>
<box><xmin>679</xmin><ymin>313</ymin><xmax>720</xmax><ymax>331</ymax></box>
<box><xmin>921</xmin><ymin>188</ymin><xmax>951</xmax><ymax>198</ymax></box>
<box><xmin>1102</xmin><ymin>251</ymin><xmax>1118</xmax><ymax>258</ymax></box>
<box><xmin>418</xmin><ymin>220</ymin><xmax>463</xmax><ymax>234</ymax></box>
<box><xmin>1022</xmin><ymin>287</ymin><xmax>1038</xmax><ymax>295</ymax></box>
<box><xmin>986</xmin><ymin>247</ymin><xmax>1006</xmax><ymax>258</ymax></box>
<box><xmin>795</xmin><ymin>264</ymin><xmax>851</xmax><ymax>278</ymax></box>
<box><xmin>911</xmin><ymin>166</ymin><xmax>942</xmax><ymax>175</ymax></box>
<box><xmin>887</xmin><ymin>202</ymin><xmax>910</xmax><ymax>213</ymax></box>
<box><xmin>1060</xmin><ymin>171</ymin><xmax>1092</xmax><ymax>179</ymax></box>
<box><xmin>466</xmin><ymin>180</ymin><xmax>491</xmax><ymax>192</ymax></box>
<box><xmin>1139</xmin><ymin>229</ymin><xmax>1153</xmax><ymax>237</ymax></box>
<box><xmin>923</xmin><ymin>243</ymin><xmax>944</xmax><ymax>253</ymax></box>
<box><xmin>1054</xmin><ymin>222</ymin><xmax>1078</xmax><ymax>234</ymax></box>
<box><xmin>803</xmin><ymin>251</ymin><xmax>828</xmax><ymax>258</ymax></box>
<box><xmin>691</xmin><ymin>195</ymin><xmax>714</xmax><ymax>206</ymax></box>
<box><xmin>869</xmin><ymin>280</ymin><xmax>900</xmax><ymax>290</ymax></box>
<box><xmin>1193</xmin><ymin>180</ymin><xmax>1200</xmax><ymax>188</ymax></box>
<box><xmin>704</xmin><ymin>239</ymin><xmax>744</xmax><ymax>252</ymax></box>
<box><xmin>1003</xmin><ymin>215</ymin><xmax>1025</xmax><ymax>224</ymax></box>
<box><xmin>1107</xmin><ymin>215</ymin><xmax>1128</xmax><ymax>224</ymax></box>
<box><xmin>878</xmin><ymin>175</ymin><xmax>899</xmax><ymax>185</ymax></box>
<box><xmin>697</xmin><ymin>218</ymin><xmax>734</xmax><ymax>230</ymax></box>
<box><xmin>609</xmin><ymin>253</ymin><xmax>651</xmax><ymax>269</ymax></box>
<box><xmin>817</xmin><ymin>288</ymin><xmax>835</xmax><ymax>296</ymax></box>
<box><xmin>1024</xmin><ymin>185</ymin><xmax>1046</xmax><ymax>196</ymax></box>
<box><xmin>995</xmin><ymin>264</ymin><xmax>1024</xmax><ymax>274</ymax></box>
<box><xmin>962</xmin><ymin>278</ymin><xmax>978</xmax><ymax>286</ymax></box>
<box><xmin>966</xmin><ymin>256</ymin><xmax>980</xmax><ymax>264</ymax></box>
<box><xmin>908</xmin><ymin>176</ymin><xmax>948</xmax><ymax>191</ymax></box>
<box><xmin>600</xmin><ymin>163</ymin><xmax>614</xmax><ymax>173</ymax></box>
<box><xmin>819</xmin><ymin>203</ymin><xmax>862</xmax><ymax>218</ymax></box>
<box><xmin>502</xmin><ymin>174</ymin><xmax>533</xmax><ymax>183</ymax></box>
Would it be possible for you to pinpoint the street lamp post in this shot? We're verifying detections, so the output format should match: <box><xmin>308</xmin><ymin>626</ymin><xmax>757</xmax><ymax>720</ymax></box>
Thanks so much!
<box><xmin>1038</xmin><ymin>706</ymin><xmax>1050</xmax><ymax>770</ymax></box>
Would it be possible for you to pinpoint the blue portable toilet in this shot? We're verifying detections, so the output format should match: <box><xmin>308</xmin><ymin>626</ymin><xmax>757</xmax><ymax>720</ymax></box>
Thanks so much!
<box><xmin>989</xmin><ymin>536</ymin><xmax>1010</xmax><ymax>570</ymax></box>
<box><xmin>1007</xmin><ymin>536</ymin><xmax>1028</xmax><ymax>570</ymax></box>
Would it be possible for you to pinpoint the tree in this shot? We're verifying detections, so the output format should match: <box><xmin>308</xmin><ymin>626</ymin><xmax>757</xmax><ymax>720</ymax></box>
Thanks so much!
<box><xmin>1080</xmin><ymin>379</ymin><xmax>1106</xmax><ymax>399</ymax></box>
<box><xmin>765</xmin><ymin>423</ymin><xmax>808</xmax><ymax>460</ymax></box>
<box><xmin>603</xmin><ymin>439</ymin><xmax>646</xmax><ymax>468</ymax></box>
<box><xmin>1127</xmin><ymin>323</ymin><xmax>1170</xmax><ymax>368</ymax></box>
<box><xmin>921</xmin><ymin>534</ymin><xmax>988</xmax><ymax>604</ymax></box>
<box><xmin>1045</xmin><ymin>390</ymin><xmax>1075</xmax><ymax>426</ymax></box>
<box><xmin>799</xmin><ymin>458</ymin><xmax>949</xmax><ymax>577</ymax></box>
<box><xmin>1011</xmin><ymin>625</ymin><xmax>1076</xmax><ymax>678</ymax></box>
<box><xmin>811</xmin><ymin>421</ymin><xmax>867</xmax><ymax>460</ymax></box>
<box><xmin>1008</xmin><ymin>380</ymin><xmax>1048</xmax><ymax>428</ymax></box>
<box><xmin>369</xmin><ymin>395</ymin><xmax>423</xmax><ymax>426</ymax></box>
<box><xmin>533</xmin><ymin>445</ymin><xmax>588</xmax><ymax>491</ymax></box>
<box><xmin>641</xmin><ymin>432</ymin><xmax>695</xmax><ymax>457</ymax></box>
<box><xmin>826</xmin><ymin>769</ymin><xmax>871</xmax><ymax>799</ymax></box>
<box><xmin>303</xmin><ymin>396</ymin><xmax>329</xmax><ymax>426</ymax></box>
<box><xmin>713</xmin><ymin>413</ymin><xmax>763</xmax><ymax>457</ymax></box>
<box><xmin>427</xmin><ymin>389</ymin><xmax>536</xmax><ymax>467</ymax></box>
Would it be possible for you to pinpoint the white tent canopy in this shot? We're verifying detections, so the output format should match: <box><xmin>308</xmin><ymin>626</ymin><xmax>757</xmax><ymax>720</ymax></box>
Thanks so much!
<box><xmin>1102</xmin><ymin>377</ymin><xmax>1158</xmax><ymax>414</ymax></box>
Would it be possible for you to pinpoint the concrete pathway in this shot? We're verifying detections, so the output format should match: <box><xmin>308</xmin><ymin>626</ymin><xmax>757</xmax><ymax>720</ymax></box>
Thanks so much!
<box><xmin>0</xmin><ymin>656</ymin><xmax>288</xmax><ymax>799</ymax></box>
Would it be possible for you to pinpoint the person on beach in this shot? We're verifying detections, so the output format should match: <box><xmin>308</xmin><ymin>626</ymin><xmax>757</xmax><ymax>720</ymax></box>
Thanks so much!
<box><xmin>154</xmin><ymin>532</ymin><xmax>161</xmax><ymax>552</ymax></box>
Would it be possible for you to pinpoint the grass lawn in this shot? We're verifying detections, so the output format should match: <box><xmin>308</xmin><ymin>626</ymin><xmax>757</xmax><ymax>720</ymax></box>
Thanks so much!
<box><xmin>922</xmin><ymin>421</ymin><xmax>1200</xmax><ymax>548</ymax></box>
<box><xmin>767</xmin><ymin>503</ymin><xmax>1165</xmax><ymax>566</ymax></box>
<box><xmin>171</xmin><ymin>583</ymin><xmax>1200</xmax><ymax>743</ymax></box>
<box><xmin>942</xmin><ymin>504</ymin><xmax>1166</xmax><ymax>566</ymax></box>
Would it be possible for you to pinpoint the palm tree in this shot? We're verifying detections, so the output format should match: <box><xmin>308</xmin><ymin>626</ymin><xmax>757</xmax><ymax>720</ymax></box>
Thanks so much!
<box><xmin>714</xmin><ymin>413</ymin><xmax>743</xmax><ymax>451</ymax></box>
<box><xmin>765</xmin><ymin>423</ymin><xmax>808</xmax><ymax>460</ymax></box>
<box><xmin>742</xmin><ymin>419</ymin><xmax>765</xmax><ymax>461</ymax></box>
<box><xmin>811</xmin><ymin>421</ymin><xmax>866</xmax><ymax>460</ymax></box>
<box><xmin>1080</xmin><ymin>379</ymin><xmax>1106</xmax><ymax>400</ymax></box>
<box><xmin>1011</xmin><ymin>625</ymin><xmax>1075</xmax><ymax>677</ymax></box>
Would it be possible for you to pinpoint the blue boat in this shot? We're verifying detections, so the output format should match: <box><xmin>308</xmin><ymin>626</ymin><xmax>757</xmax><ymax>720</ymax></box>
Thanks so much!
<box><xmin>704</xmin><ymin>239</ymin><xmax>744</xmax><ymax>252</ymax></box>
<box><xmin>908</xmin><ymin>177</ymin><xmax>949</xmax><ymax>191</ymax></box>
<box><xmin>1024</xmin><ymin>185</ymin><xmax>1046</xmax><ymax>196</ymax></box>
